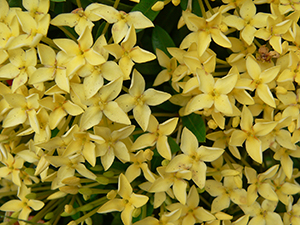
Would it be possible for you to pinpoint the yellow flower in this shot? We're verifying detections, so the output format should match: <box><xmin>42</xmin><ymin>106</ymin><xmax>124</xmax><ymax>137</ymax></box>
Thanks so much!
<box><xmin>166</xmin><ymin>185</ymin><xmax>215</xmax><ymax>224</ymax></box>
<box><xmin>243</xmin><ymin>55</ymin><xmax>280</xmax><ymax>107</ymax></box>
<box><xmin>39</xmin><ymin>93</ymin><xmax>83</xmax><ymax>130</ymax></box>
<box><xmin>0</xmin><ymin>153</ymin><xmax>24</xmax><ymax>186</ymax></box>
<box><xmin>62</xmin><ymin>124</ymin><xmax>105</xmax><ymax>167</ymax></box>
<box><xmin>0</xmin><ymin>48</ymin><xmax>36</xmax><ymax>92</ymax></box>
<box><xmin>98</xmin><ymin>173</ymin><xmax>149</xmax><ymax>225</ymax></box>
<box><xmin>116</xmin><ymin>70</ymin><xmax>171</xmax><ymax>131</ymax></box>
<box><xmin>29</xmin><ymin>44</ymin><xmax>70</xmax><ymax>92</ymax></box>
<box><xmin>8</xmin><ymin>11</ymin><xmax>50</xmax><ymax>49</ymax></box>
<box><xmin>148</xmin><ymin>166</ymin><xmax>192</xmax><ymax>205</ymax></box>
<box><xmin>94</xmin><ymin>125</ymin><xmax>134</xmax><ymax>171</ymax></box>
<box><xmin>104</xmin><ymin>25</ymin><xmax>156</xmax><ymax>79</ymax></box>
<box><xmin>131</xmin><ymin>115</ymin><xmax>178</xmax><ymax>160</ymax></box>
<box><xmin>229</xmin><ymin>106</ymin><xmax>277</xmax><ymax>163</ymax></box>
<box><xmin>0</xmin><ymin>183</ymin><xmax>44</xmax><ymax>225</ymax></box>
<box><xmin>50</xmin><ymin>3</ymin><xmax>102</xmax><ymax>35</ymax></box>
<box><xmin>45</xmin><ymin>154</ymin><xmax>97</xmax><ymax>189</ymax></box>
<box><xmin>79</xmin><ymin>77</ymin><xmax>131</xmax><ymax>130</ymax></box>
<box><xmin>223</xmin><ymin>0</ymin><xmax>269</xmax><ymax>45</ymax></box>
<box><xmin>92</xmin><ymin>5</ymin><xmax>154</xmax><ymax>43</ymax></box>
<box><xmin>244</xmin><ymin>165</ymin><xmax>279</xmax><ymax>204</ymax></box>
<box><xmin>3</xmin><ymin>92</ymin><xmax>40</xmax><ymax>133</ymax></box>
<box><xmin>125</xmin><ymin>149</ymin><xmax>155</xmax><ymax>182</ymax></box>
<box><xmin>180</xmin><ymin>12</ymin><xmax>231</xmax><ymax>56</ymax></box>
<box><xmin>205</xmin><ymin>177</ymin><xmax>247</xmax><ymax>213</ymax></box>
<box><xmin>185</xmin><ymin>67</ymin><xmax>238</xmax><ymax>115</ymax></box>
<box><xmin>133</xmin><ymin>209</ymin><xmax>181</xmax><ymax>225</ymax></box>
<box><xmin>240</xmin><ymin>200</ymin><xmax>283</xmax><ymax>225</ymax></box>
<box><xmin>153</xmin><ymin>49</ymin><xmax>177</xmax><ymax>86</ymax></box>
<box><xmin>166</xmin><ymin>127</ymin><xmax>224</xmax><ymax>188</ymax></box>
<box><xmin>22</xmin><ymin>0</ymin><xmax>50</xmax><ymax>20</ymax></box>
<box><xmin>53</xmin><ymin>27</ymin><xmax>106</xmax><ymax>77</ymax></box>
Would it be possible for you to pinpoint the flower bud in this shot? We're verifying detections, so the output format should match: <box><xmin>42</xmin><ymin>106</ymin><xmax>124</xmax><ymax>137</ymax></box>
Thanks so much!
<box><xmin>208</xmin><ymin>119</ymin><xmax>218</xmax><ymax>129</ymax></box>
<box><xmin>132</xmin><ymin>208</ymin><xmax>141</xmax><ymax>218</ymax></box>
<box><xmin>44</xmin><ymin>212</ymin><xmax>54</xmax><ymax>220</ymax></box>
<box><xmin>96</xmin><ymin>176</ymin><xmax>110</xmax><ymax>185</ymax></box>
<box><xmin>103</xmin><ymin>171</ymin><xmax>114</xmax><ymax>178</ymax></box>
<box><xmin>232</xmin><ymin>116</ymin><xmax>240</xmax><ymax>128</ymax></box>
<box><xmin>64</xmin><ymin>204</ymin><xmax>74</xmax><ymax>214</ymax></box>
<box><xmin>151</xmin><ymin>1</ymin><xmax>164</xmax><ymax>11</ymax></box>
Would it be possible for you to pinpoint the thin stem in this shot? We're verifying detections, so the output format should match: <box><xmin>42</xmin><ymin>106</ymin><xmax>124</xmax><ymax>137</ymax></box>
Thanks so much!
<box><xmin>198</xmin><ymin>0</ymin><xmax>207</xmax><ymax>19</ymax></box>
<box><xmin>223</xmin><ymin>152</ymin><xmax>235</xmax><ymax>170</ymax></box>
<box><xmin>75</xmin><ymin>206</ymin><xmax>101</xmax><ymax>224</ymax></box>
<box><xmin>30</xmin><ymin>200</ymin><xmax>58</xmax><ymax>223</ymax></box>
<box><xmin>152</xmin><ymin>113</ymin><xmax>179</xmax><ymax>117</ymax></box>
<box><xmin>212</xmin><ymin>72</ymin><xmax>227</xmax><ymax>76</ymax></box>
<box><xmin>216</xmin><ymin>58</ymin><xmax>229</xmax><ymax>65</ymax></box>
<box><xmin>240</xmin><ymin>156</ymin><xmax>251</xmax><ymax>167</ymax></box>
<box><xmin>101</xmin><ymin>22</ymin><xmax>110</xmax><ymax>36</ymax></box>
<box><xmin>56</xmin><ymin>115</ymin><xmax>72</xmax><ymax>137</ymax></box>
<box><xmin>254</xmin><ymin>38</ymin><xmax>261</xmax><ymax>48</ymax></box>
<box><xmin>113</xmin><ymin>0</ymin><xmax>121</xmax><ymax>8</ymax></box>
<box><xmin>199</xmin><ymin>194</ymin><xmax>211</xmax><ymax>207</ymax></box>
<box><xmin>41</xmin><ymin>36</ymin><xmax>59</xmax><ymax>50</ymax></box>
<box><xmin>58</xmin><ymin>26</ymin><xmax>77</xmax><ymax>41</ymax></box>
<box><xmin>76</xmin><ymin>0</ymin><xmax>82</xmax><ymax>8</ymax></box>
<box><xmin>204</xmin><ymin>0</ymin><xmax>214</xmax><ymax>15</ymax></box>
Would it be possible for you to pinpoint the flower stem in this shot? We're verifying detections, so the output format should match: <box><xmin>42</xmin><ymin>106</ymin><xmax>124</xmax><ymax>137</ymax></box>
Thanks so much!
<box><xmin>113</xmin><ymin>0</ymin><xmax>121</xmax><ymax>8</ymax></box>
<box><xmin>58</xmin><ymin>26</ymin><xmax>77</xmax><ymax>42</ymax></box>
<box><xmin>76</xmin><ymin>0</ymin><xmax>82</xmax><ymax>8</ymax></box>
<box><xmin>216</xmin><ymin>58</ymin><xmax>229</xmax><ymax>65</ymax></box>
<box><xmin>204</xmin><ymin>0</ymin><xmax>214</xmax><ymax>15</ymax></box>
<box><xmin>75</xmin><ymin>205</ymin><xmax>101</xmax><ymax>224</ymax></box>
<box><xmin>41</xmin><ymin>36</ymin><xmax>59</xmax><ymax>50</ymax></box>
<box><xmin>198</xmin><ymin>0</ymin><xmax>207</xmax><ymax>19</ymax></box>
<box><xmin>30</xmin><ymin>199</ymin><xmax>59</xmax><ymax>223</ymax></box>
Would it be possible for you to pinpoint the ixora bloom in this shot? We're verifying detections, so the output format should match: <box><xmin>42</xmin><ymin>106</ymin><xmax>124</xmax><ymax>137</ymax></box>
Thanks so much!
<box><xmin>98</xmin><ymin>174</ymin><xmax>149</xmax><ymax>225</ymax></box>
<box><xmin>229</xmin><ymin>106</ymin><xmax>277</xmax><ymax>163</ymax></box>
<box><xmin>131</xmin><ymin>115</ymin><xmax>178</xmax><ymax>160</ymax></box>
<box><xmin>104</xmin><ymin>25</ymin><xmax>156</xmax><ymax>79</ymax></box>
<box><xmin>0</xmin><ymin>183</ymin><xmax>44</xmax><ymax>225</ymax></box>
<box><xmin>166</xmin><ymin>127</ymin><xmax>224</xmax><ymax>188</ymax></box>
<box><xmin>185</xmin><ymin>67</ymin><xmax>238</xmax><ymax>116</ymax></box>
<box><xmin>116</xmin><ymin>70</ymin><xmax>171</xmax><ymax>131</ymax></box>
<box><xmin>50</xmin><ymin>3</ymin><xmax>102</xmax><ymax>35</ymax></box>
<box><xmin>166</xmin><ymin>185</ymin><xmax>215</xmax><ymax>224</ymax></box>
<box><xmin>92</xmin><ymin>5</ymin><xmax>154</xmax><ymax>43</ymax></box>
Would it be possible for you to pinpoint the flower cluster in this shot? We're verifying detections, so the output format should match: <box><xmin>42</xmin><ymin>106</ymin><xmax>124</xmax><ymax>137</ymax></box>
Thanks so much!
<box><xmin>1</xmin><ymin>0</ymin><xmax>300</xmax><ymax>224</ymax></box>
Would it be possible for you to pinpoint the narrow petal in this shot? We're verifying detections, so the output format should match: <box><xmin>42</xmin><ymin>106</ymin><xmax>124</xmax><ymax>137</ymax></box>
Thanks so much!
<box><xmin>246</xmin><ymin>136</ymin><xmax>262</xmax><ymax>163</ymax></box>
<box><xmin>130</xmin><ymin>47</ymin><xmax>156</xmax><ymax>63</ymax></box>
<box><xmin>118</xmin><ymin>173</ymin><xmax>132</xmax><ymax>199</ymax></box>
<box><xmin>180</xmin><ymin>127</ymin><xmax>199</xmax><ymax>156</ymax></box>
<box><xmin>133</xmin><ymin>104</ymin><xmax>151</xmax><ymax>131</ymax></box>
<box><xmin>97</xmin><ymin>199</ymin><xmax>125</xmax><ymax>213</ymax></box>
<box><xmin>104</xmin><ymin>101</ymin><xmax>131</xmax><ymax>125</ymax></box>
<box><xmin>157</xmin><ymin>135</ymin><xmax>172</xmax><ymax>160</ymax></box>
<box><xmin>246</xmin><ymin>56</ymin><xmax>261</xmax><ymax>80</ymax></box>
<box><xmin>211</xmin><ymin>194</ymin><xmax>230</xmax><ymax>213</ymax></box>
<box><xmin>214</xmin><ymin>94</ymin><xmax>233</xmax><ymax>114</ymax></box>
<box><xmin>80</xmin><ymin>106</ymin><xmax>102</xmax><ymax>130</ymax></box>
<box><xmin>173</xmin><ymin>179</ymin><xmax>187</xmax><ymax>204</ymax></box>
<box><xmin>191</xmin><ymin>161</ymin><xmax>207</xmax><ymax>188</ymax></box>
<box><xmin>185</xmin><ymin>94</ymin><xmax>214</xmax><ymax>114</ymax></box>
<box><xmin>257</xmin><ymin>83</ymin><xmax>276</xmax><ymax>107</ymax></box>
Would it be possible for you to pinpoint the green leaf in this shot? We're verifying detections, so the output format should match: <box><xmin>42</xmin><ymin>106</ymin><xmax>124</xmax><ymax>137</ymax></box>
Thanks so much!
<box><xmin>182</xmin><ymin>113</ymin><xmax>206</xmax><ymax>142</ymax></box>
<box><xmin>8</xmin><ymin>0</ymin><xmax>23</xmax><ymax>8</ymax></box>
<box><xmin>168</xmin><ymin>137</ymin><xmax>181</xmax><ymax>154</ymax></box>
<box><xmin>152</xmin><ymin>25</ymin><xmax>176</xmax><ymax>57</ymax></box>
<box><xmin>131</xmin><ymin>0</ymin><xmax>159</xmax><ymax>22</ymax></box>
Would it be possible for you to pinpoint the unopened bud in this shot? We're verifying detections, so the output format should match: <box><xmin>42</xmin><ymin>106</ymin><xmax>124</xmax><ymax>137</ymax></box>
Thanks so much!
<box><xmin>96</xmin><ymin>176</ymin><xmax>110</xmax><ymax>185</ymax></box>
<box><xmin>85</xmin><ymin>217</ymin><xmax>92</xmax><ymax>225</ymax></box>
<box><xmin>79</xmin><ymin>188</ymin><xmax>92</xmax><ymax>196</ymax></box>
<box><xmin>90</xmin><ymin>165</ymin><xmax>103</xmax><ymax>172</ymax></box>
<box><xmin>208</xmin><ymin>119</ymin><xmax>218</xmax><ymax>129</ymax></box>
<box><xmin>25</xmin><ymin>193</ymin><xmax>37</xmax><ymax>199</ymax></box>
<box><xmin>103</xmin><ymin>171</ymin><xmax>114</xmax><ymax>178</ymax></box>
<box><xmin>132</xmin><ymin>208</ymin><xmax>141</xmax><ymax>218</ymax></box>
<box><xmin>67</xmin><ymin>221</ymin><xmax>77</xmax><ymax>225</ymax></box>
<box><xmin>151</xmin><ymin>1</ymin><xmax>164</xmax><ymax>11</ymax></box>
<box><xmin>232</xmin><ymin>116</ymin><xmax>240</xmax><ymax>128</ymax></box>
<box><xmin>62</xmin><ymin>176</ymin><xmax>81</xmax><ymax>186</ymax></box>
<box><xmin>219</xmin><ymin>24</ymin><xmax>228</xmax><ymax>33</ymax></box>
<box><xmin>44</xmin><ymin>212</ymin><xmax>54</xmax><ymax>220</ymax></box>
<box><xmin>107</xmin><ymin>190</ymin><xmax>117</xmax><ymax>200</ymax></box>
<box><xmin>24</xmin><ymin>168</ymin><xmax>35</xmax><ymax>176</ymax></box>
<box><xmin>64</xmin><ymin>204</ymin><xmax>74</xmax><ymax>214</ymax></box>
<box><xmin>161</xmin><ymin>159</ymin><xmax>170</xmax><ymax>166</ymax></box>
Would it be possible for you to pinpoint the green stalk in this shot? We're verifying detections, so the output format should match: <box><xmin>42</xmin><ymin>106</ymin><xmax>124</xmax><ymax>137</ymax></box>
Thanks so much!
<box><xmin>204</xmin><ymin>0</ymin><xmax>214</xmax><ymax>15</ymax></box>
<box><xmin>30</xmin><ymin>200</ymin><xmax>58</xmax><ymax>223</ymax></box>
<box><xmin>197</xmin><ymin>0</ymin><xmax>207</xmax><ymax>19</ymax></box>
<box><xmin>58</xmin><ymin>26</ymin><xmax>77</xmax><ymax>41</ymax></box>
<box><xmin>75</xmin><ymin>206</ymin><xmax>101</xmax><ymax>224</ymax></box>
<box><xmin>76</xmin><ymin>0</ymin><xmax>82</xmax><ymax>8</ymax></box>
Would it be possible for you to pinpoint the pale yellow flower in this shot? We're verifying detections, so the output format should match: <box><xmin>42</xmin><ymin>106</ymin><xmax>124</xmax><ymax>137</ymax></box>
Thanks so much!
<box><xmin>131</xmin><ymin>115</ymin><xmax>178</xmax><ymax>160</ymax></box>
<box><xmin>0</xmin><ymin>183</ymin><xmax>44</xmax><ymax>225</ymax></box>
<box><xmin>116</xmin><ymin>70</ymin><xmax>171</xmax><ymax>131</ymax></box>
<box><xmin>92</xmin><ymin>5</ymin><xmax>154</xmax><ymax>43</ymax></box>
<box><xmin>98</xmin><ymin>173</ymin><xmax>149</xmax><ymax>225</ymax></box>
<box><xmin>166</xmin><ymin>127</ymin><xmax>224</xmax><ymax>188</ymax></box>
<box><xmin>104</xmin><ymin>25</ymin><xmax>156</xmax><ymax>79</ymax></box>
<box><xmin>0</xmin><ymin>153</ymin><xmax>24</xmax><ymax>186</ymax></box>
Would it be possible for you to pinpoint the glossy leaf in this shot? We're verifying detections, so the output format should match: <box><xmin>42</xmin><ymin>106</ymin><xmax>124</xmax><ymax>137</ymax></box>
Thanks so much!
<box><xmin>182</xmin><ymin>113</ymin><xmax>206</xmax><ymax>142</ymax></box>
<box><xmin>152</xmin><ymin>25</ymin><xmax>176</xmax><ymax>57</ymax></box>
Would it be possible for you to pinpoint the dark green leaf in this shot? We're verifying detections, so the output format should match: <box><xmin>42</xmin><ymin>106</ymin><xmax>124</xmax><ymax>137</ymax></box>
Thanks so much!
<box><xmin>131</xmin><ymin>0</ymin><xmax>159</xmax><ymax>22</ymax></box>
<box><xmin>182</xmin><ymin>113</ymin><xmax>206</xmax><ymax>142</ymax></box>
<box><xmin>152</xmin><ymin>25</ymin><xmax>176</xmax><ymax>57</ymax></box>
<box><xmin>168</xmin><ymin>137</ymin><xmax>181</xmax><ymax>154</ymax></box>
<box><xmin>8</xmin><ymin>0</ymin><xmax>23</xmax><ymax>8</ymax></box>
